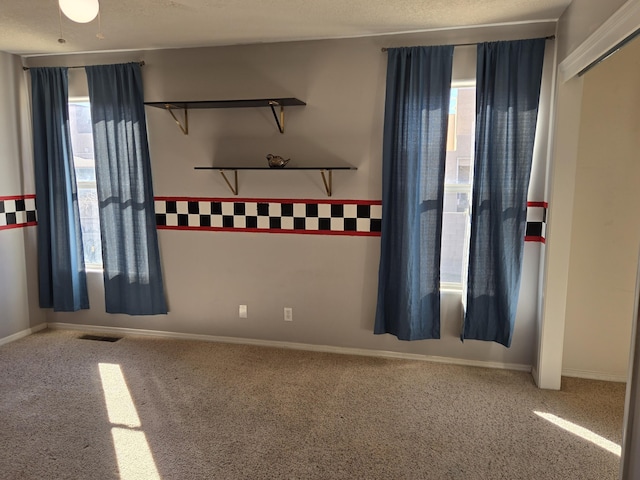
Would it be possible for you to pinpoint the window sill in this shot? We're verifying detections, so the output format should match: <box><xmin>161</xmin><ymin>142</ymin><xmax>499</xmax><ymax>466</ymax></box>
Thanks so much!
<box><xmin>441</xmin><ymin>283</ymin><xmax>463</xmax><ymax>293</ymax></box>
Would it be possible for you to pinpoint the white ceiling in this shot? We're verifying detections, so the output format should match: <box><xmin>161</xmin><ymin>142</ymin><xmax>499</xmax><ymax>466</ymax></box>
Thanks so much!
<box><xmin>1</xmin><ymin>0</ymin><xmax>572</xmax><ymax>57</ymax></box>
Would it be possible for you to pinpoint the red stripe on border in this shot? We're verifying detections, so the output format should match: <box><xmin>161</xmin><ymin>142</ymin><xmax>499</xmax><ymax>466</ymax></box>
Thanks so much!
<box><xmin>0</xmin><ymin>221</ymin><xmax>37</xmax><ymax>231</ymax></box>
<box><xmin>0</xmin><ymin>196</ymin><xmax>543</xmax><ymax>208</ymax></box>
<box><xmin>158</xmin><ymin>198</ymin><xmax>543</xmax><ymax>208</ymax></box>
<box><xmin>157</xmin><ymin>225</ymin><xmax>381</xmax><ymax>237</ymax></box>
<box><xmin>154</xmin><ymin>196</ymin><xmax>382</xmax><ymax>206</ymax></box>
<box><xmin>525</xmin><ymin>236</ymin><xmax>546</xmax><ymax>243</ymax></box>
<box><xmin>158</xmin><ymin>225</ymin><xmax>543</xmax><ymax>241</ymax></box>
<box><xmin>0</xmin><ymin>194</ymin><xmax>36</xmax><ymax>201</ymax></box>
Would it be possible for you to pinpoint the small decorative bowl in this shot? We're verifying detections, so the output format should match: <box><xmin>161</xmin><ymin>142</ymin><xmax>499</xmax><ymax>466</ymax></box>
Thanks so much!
<box><xmin>266</xmin><ymin>154</ymin><xmax>290</xmax><ymax>168</ymax></box>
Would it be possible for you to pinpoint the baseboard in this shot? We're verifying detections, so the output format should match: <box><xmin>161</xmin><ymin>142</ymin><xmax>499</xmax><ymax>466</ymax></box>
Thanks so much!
<box><xmin>47</xmin><ymin>322</ymin><xmax>532</xmax><ymax>372</ymax></box>
<box><xmin>531</xmin><ymin>365</ymin><xmax>540</xmax><ymax>385</ymax></box>
<box><xmin>12</xmin><ymin>321</ymin><xmax>626</xmax><ymax>383</ymax></box>
<box><xmin>562</xmin><ymin>368</ymin><xmax>627</xmax><ymax>383</ymax></box>
<box><xmin>0</xmin><ymin>323</ymin><xmax>47</xmax><ymax>347</ymax></box>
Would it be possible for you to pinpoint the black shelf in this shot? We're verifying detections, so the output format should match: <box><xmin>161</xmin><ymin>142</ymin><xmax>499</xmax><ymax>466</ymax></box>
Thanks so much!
<box><xmin>195</xmin><ymin>164</ymin><xmax>356</xmax><ymax>197</ymax></box>
<box><xmin>144</xmin><ymin>98</ymin><xmax>306</xmax><ymax>110</ymax></box>
<box><xmin>194</xmin><ymin>166</ymin><xmax>356</xmax><ymax>171</ymax></box>
<box><xmin>144</xmin><ymin>98</ymin><xmax>305</xmax><ymax>134</ymax></box>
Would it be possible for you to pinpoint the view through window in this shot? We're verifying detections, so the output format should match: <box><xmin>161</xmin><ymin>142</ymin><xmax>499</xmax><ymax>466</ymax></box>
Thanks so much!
<box><xmin>68</xmin><ymin>100</ymin><xmax>102</xmax><ymax>267</ymax></box>
<box><xmin>441</xmin><ymin>86</ymin><xmax>475</xmax><ymax>287</ymax></box>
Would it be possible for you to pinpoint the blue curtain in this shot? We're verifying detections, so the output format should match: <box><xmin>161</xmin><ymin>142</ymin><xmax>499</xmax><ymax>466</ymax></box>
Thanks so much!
<box><xmin>85</xmin><ymin>63</ymin><xmax>167</xmax><ymax>315</ymax></box>
<box><xmin>375</xmin><ymin>46</ymin><xmax>454</xmax><ymax>340</ymax></box>
<box><xmin>31</xmin><ymin>67</ymin><xmax>89</xmax><ymax>311</ymax></box>
<box><xmin>463</xmin><ymin>39</ymin><xmax>546</xmax><ymax>347</ymax></box>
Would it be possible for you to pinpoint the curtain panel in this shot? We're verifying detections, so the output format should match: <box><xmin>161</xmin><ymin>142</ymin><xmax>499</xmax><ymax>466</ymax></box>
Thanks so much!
<box><xmin>31</xmin><ymin>67</ymin><xmax>89</xmax><ymax>311</ymax></box>
<box><xmin>85</xmin><ymin>62</ymin><xmax>167</xmax><ymax>315</ymax></box>
<box><xmin>375</xmin><ymin>46</ymin><xmax>454</xmax><ymax>340</ymax></box>
<box><xmin>463</xmin><ymin>38</ymin><xmax>546</xmax><ymax>347</ymax></box>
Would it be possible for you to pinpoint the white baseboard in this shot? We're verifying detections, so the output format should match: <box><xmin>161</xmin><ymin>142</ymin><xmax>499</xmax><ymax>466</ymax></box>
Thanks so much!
<box><xmin>0</xmin><ymin>323</ymin><xmax>47</xmax><ymax>347</ymax></box>
<box><xmin>562</xmin><ymin>368</ymin><xmax>627</xmax><ymax>383</ymax></box>
<box><xmin>12</xmin><ymin>323</ymin><xmax>625</xmax><ymax>382</ymax></box>
<box><xmin>531</xmin><ymin>365</ymin><xmax>540</xmax><ymax>385</ymax></box>
<box><xmin>47</xmin><ymin>322</ymin><xmax>532</xmax><ymax>373</ymax></box>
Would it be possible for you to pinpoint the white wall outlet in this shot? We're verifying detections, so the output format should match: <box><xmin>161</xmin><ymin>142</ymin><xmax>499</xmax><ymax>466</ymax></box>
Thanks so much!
<box><xmin>284</xmin><ymin>307</ymin><xmax>293</xmax><ymax>322</ymax></box>
<box><xmin>239</xmin><ymin>305</ymin><xmax>247</xmax><ymax>318</ymax></box>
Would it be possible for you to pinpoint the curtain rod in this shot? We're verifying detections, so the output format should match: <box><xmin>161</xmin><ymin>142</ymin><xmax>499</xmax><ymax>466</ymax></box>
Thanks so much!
<box><xmin>22</xmin><ymin>60</ymin><xmax>145</xmax><ymax>71</ymax></box>
<box><xmin>380</xmin><ymin>35</ymin><xmax>555</xmax><ymax>52</ymax></box>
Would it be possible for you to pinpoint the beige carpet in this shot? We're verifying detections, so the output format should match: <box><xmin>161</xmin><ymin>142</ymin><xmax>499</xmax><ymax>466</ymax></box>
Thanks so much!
<box><xmin>0</xmin><ymin>329</ymin><xmax>626</xmax><ymax>479</ymax></box>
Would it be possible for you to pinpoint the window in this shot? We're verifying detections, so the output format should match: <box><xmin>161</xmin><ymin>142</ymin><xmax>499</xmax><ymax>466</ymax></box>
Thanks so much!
<box><xmin>441</xmin><ymin>85</ymin><xmax>475</xmax><ymax>288</ymax></box>
<box><xmin>68</xmin><ymin>100</ymin><xmax>102</xmax><ymax>268</ymax></box>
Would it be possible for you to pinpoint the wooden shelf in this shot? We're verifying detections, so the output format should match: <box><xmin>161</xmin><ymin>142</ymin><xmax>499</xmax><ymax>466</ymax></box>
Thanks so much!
<box><xmin>195</xmin><ymin>166</ymin><xmax>355</xmax><ymax>171</ymax></box>
<box><xmin>145</xmin><ymin>98</ymin><xmax>305</xmax><ymax>109</ymax></box>
<box><xmin>194</xmin><ymin>164</ymin><xmax>356</xmax><ymax>197</ymax></box>
<box><xmin>144</xmin><ymin>97</ymin><xmax>305</xmax><ymax>134</ymax></box>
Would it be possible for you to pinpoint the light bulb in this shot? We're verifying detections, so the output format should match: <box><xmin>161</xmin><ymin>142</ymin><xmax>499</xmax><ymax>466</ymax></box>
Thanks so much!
<box><xmin>59</xmin><ymin>0</ymin><xmax>99</xmax><ymax>23</ymax></box>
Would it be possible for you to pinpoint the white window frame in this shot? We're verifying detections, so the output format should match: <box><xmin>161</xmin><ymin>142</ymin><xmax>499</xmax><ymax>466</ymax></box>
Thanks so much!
<box><xmin>440</xmin><ymin>83</ymin><xmax>475</xmax><ymax>292</ymax></box>
<box><xmin>68</xmin><ymin>97</ymin><xmax>103</xmax><ymax>271</ymax></box>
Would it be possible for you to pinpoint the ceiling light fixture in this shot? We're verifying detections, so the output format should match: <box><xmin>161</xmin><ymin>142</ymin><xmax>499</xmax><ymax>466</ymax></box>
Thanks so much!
<box><xmin>58</xmin><ymin>0</ymin><xmax>100</xmax><ymax>23</ymax></box>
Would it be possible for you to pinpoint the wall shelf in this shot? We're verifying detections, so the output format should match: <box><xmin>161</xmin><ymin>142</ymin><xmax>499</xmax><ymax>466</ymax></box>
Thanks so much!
<box><xmin>144</xmin><ymin>98</ymin><xmax>306</xmax><ymax>135</ymax></box>
<box><xmin>194</xmin><ymin>164</ymin><xmax>356</xmax><ymax>197</ymax></box>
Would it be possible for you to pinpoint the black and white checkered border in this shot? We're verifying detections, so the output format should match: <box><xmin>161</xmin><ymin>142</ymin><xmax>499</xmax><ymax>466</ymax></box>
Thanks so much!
<box><xmin>0</xmin><ymin>195</ymin><xmax>37</xmax><ymax>231</ymax></box>
<box><xmin>154</xmin><ymin>197</ymin><xmax>546</xmax><ymax>240</ymax></box>
<box><xmin>154</xmin><ymin>197</ymin><xmax>382</xmax><ymax>236</ymax></box>
<box><xmin>525</xmin><ymin>202</ymin><xmax>547</xmax><ymax>243</ymax></box>
<box><xmin>0</xmin><ymin>195</ymin><xmax>544</xmax><ymax>240</ymax></box>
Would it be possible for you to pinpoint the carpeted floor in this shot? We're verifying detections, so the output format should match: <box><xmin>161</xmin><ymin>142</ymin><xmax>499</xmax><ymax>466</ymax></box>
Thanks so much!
<box><xmin>0</xmin><ymin>329</ymin><xmax>626</xmax><ymax>479</ymax></box>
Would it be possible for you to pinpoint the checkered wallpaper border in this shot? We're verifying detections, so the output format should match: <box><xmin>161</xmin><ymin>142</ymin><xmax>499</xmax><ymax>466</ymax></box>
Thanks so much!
<box><xmin>155</xmin><ymin>197</ymin><xmax>382</xmax><ymax>236</ymax></box>
<box><xmin>0</xmin><ymin>194</ymin><xmax>546</xmax><ymax>241</ymax></box>
<box><xmin>154</xmin><ymin>197</ymin><xmax>547</xmax><ymax>242</ymax></box>
<box><xmin>525</xmin><ymin>201</ymin><xmax>547</xmax><ymax>244</ymax></box>
<box><xmin>0</xmin><ymin>195</ymin><xmax>37</xmax><ymax>231</ymax></box>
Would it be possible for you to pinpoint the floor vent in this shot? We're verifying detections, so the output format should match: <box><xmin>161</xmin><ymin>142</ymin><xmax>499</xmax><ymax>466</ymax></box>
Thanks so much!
<box><xmin>78</xmin><ymin>334</ymin><xmax>122</xmax><ymax>343</ymax></box>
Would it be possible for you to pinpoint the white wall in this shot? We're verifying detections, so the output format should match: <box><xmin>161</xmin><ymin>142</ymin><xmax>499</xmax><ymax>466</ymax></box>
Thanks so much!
<box><xmin>25</xmin><ymin>22</ymin><xmax>554</xmax><ymax>368</ymax></box>
<box><xmin>561</xmin><ymin>36</ymin><xmax>640</xmax><ymax>381</ymax></box>
<box><xmin>537</xmin><ymin>0</ymin><xmax>640</xmax><ymax>388</ymax></box>
<box><xmin>0</xmin><ymin>51</ymin><xmax>43</xmax><ymax>342</ymax></box>
<box><xmin>556</xmin><ymin>0</ymin><xmax>629</xmax><ymax>61</ymax></box>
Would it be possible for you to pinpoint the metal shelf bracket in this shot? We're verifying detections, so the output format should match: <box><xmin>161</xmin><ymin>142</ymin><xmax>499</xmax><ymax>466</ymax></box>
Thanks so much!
<box><xmin>165</xmin><ymin>104</ymin><xmax>189</xmax><ymax>135</ymax></box>
<box><xmin>268</xmin><ymin>100</ymin><xmax>286</xmax><ymax>134</ymax></box>
<box><xmin>320</xmin><ymin>170</ymin><xmax>332</xmax><ymax>197</ymax></box>
<box><xmin>219</xmin><ymin>170</ymin><xmax>238</xmax><ymax>195</ymax></box>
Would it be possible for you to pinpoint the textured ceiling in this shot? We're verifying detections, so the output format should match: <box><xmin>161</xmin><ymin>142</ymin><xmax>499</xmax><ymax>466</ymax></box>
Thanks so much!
<box><xmin>1</xmin><ymin>0</ymin><xmax>572</xmax><ymax>56</ymax></box>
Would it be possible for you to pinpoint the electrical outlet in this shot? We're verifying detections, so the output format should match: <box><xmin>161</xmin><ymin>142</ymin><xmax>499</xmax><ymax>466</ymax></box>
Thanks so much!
<box><xmin>284</xmin><ymin>307</ymin><xmax>293</xmax><ymax>322</ymax></box>
<box><xmin>239</xmin><ymin>305</ymin><xmax>247</xmax><ymax>318</ymax></box>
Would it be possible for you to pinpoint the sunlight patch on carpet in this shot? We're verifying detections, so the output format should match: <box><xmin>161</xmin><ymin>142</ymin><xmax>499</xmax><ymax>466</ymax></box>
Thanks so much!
<box><xmin>534</xmin><ymin>411</ymin><xmax>621</xmax><ymax>456</ymax></box>
<box><xmin>99</xmin><ymin>363</ymin><xmax>161</xmax><ymax>480</ymax></box>
<box><xmin>98</xmin><ymin>363</ymin><xmax>141</xmax><ymax>428</ymax></box>
<box><xmin>111</xmin><ymin>428</ymin><xmax>161</xmax><ymax>480</ymax></box>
